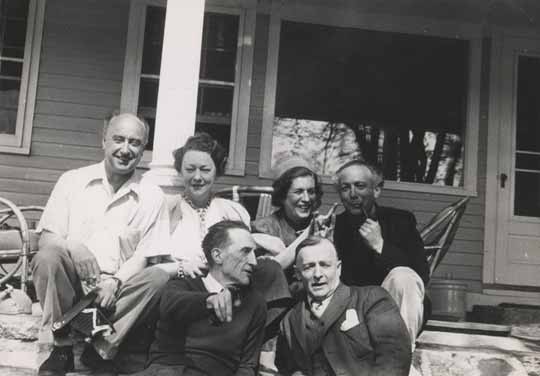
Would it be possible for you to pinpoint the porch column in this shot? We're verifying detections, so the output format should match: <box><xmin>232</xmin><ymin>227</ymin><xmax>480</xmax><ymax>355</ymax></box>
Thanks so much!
<box><xmin>144</xmin><ymin>0</ymin><xmax>205</xmax><ymax>189</ymax></box>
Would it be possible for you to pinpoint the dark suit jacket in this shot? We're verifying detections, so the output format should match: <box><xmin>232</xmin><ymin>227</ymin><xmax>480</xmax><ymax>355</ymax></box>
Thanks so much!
<box><xmin>276</xmin><ymin>284</ymin><xmax>412</xmax><ymax>376</ymax></box>
<box><xmin>334</xmin><ymin>206</ymin><xmax>430</xmax><ymax>286</ymax></box>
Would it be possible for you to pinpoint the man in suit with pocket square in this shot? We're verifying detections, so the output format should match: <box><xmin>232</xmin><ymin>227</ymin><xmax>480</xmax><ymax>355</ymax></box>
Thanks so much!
<box><xmin>276</xmin><ymin>236</ymin><xmax>411</xmax><ymax>376</ymax></box>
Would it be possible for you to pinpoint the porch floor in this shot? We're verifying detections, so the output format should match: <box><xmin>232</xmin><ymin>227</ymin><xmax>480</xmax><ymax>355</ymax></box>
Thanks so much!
<box><xmin>2</xmin><ymin>308</ymin><xmax>540</xmax><ymax>375</ymax></box>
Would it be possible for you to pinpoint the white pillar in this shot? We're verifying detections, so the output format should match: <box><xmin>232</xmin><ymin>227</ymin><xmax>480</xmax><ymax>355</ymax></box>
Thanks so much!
<box><xmin>145</xmin><ymin>0</ymin><xmax>205</xmax><ymax>188</ymax></box>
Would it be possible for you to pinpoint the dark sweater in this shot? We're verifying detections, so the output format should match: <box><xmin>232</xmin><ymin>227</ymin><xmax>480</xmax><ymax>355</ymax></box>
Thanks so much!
<box><xmin>149</xmin><ymin>277</ymin><xmax>267</xmax><ymax>376</ymax></box>
<box><xmin>334</xmin><ymin>206</ymin><xmax>430</xmax><ymax>287</ymax></box>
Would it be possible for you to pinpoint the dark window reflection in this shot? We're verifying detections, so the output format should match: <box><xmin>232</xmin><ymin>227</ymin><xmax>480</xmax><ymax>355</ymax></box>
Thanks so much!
<box><xmin>273</xmin><ymin>21</ymin><xmax>469</xmax><ymax>185</ymax></box>
<box><xmin>514</xmin><ymin>171</ymin><xmax>540</xmax><ymax>217</ymax></box>
<box><xmin>0</xmin><ymin>0</ymin><xmax>29</xmax><ymax>135</ymax></box>
<box><xmin>141</xmin><ymin>6</ymin><xmax>166</xmax><ymax>76</ymax></box>
<box><xmin>516</xmin><ymin>56</ymin><xmax>540</xmax><ymax>153</ymax></box>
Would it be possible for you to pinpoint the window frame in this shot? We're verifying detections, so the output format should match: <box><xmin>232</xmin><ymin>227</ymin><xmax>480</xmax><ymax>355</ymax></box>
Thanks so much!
<box><xmin>0</xmin><ymin>0</ymin><xmax>46</xmax><ymax>154</ymax></box>
<box><xmin>120</xmin><ymin>0</ymin><xmax>256</xmax><ymax>176</ymax></box>
<box><xmin>259</xmin><ymin>2</ymin><xmax>481</xmax><ymax>196</ymax></box>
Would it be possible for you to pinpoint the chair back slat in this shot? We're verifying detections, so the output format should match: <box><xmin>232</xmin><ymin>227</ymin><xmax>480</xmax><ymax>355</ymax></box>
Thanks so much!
<box><xmin>214</xmin><ymin>186</ymin><xmax>275</xmax><ymax>220</ymax></box>
<box><xmin>421</xmin><ymin>197</ymin><xmax>470</xmax><ymax>277</ymax></box>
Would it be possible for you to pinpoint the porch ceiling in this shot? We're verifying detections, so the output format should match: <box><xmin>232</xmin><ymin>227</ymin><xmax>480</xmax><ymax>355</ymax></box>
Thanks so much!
<box><xmin>293</xmin><ymin>0</ymin><xmax>540</xmax><ymax>29</ymax></box>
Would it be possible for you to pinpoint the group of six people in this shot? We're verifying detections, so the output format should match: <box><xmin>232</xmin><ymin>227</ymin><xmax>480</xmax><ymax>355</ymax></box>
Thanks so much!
<box><xmin>34</xmin><ymin>112</ymin><xmax>429</xmax><ymax>376</ymax></box>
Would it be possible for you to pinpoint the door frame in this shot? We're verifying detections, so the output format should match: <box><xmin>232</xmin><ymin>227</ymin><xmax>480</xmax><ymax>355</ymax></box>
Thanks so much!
<box><xmin>484</xmin><ymin>28</ymin><xmax>540</xmax><ymax>287</ymax></box>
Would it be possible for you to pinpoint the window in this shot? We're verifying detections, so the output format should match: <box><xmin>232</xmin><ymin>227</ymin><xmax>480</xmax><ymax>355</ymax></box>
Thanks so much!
<box><xmin>261</xmin><ymin>14</ymin><xmax>480</xmax><ymax>194</ymax></box>
<box><xmin>0</xmin><ymin>0</ymin><xmax>44</xmax><ymax>154</ymax></box>
<box><xmin>514</xmin><ymin>55</ymin><xmax>540</xmax><ymax>217</ymax></box>
<box><xmin>121</xmin><ymin>0</ymin><xmax>255</xmax><ymax>175</ymax></box>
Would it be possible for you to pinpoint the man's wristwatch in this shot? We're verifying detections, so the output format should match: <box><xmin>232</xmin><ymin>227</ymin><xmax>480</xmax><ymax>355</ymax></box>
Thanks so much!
<box><xmin>177</xmin><ymin>260</ymin><xmax>185</xmax><ymax>279</ymax></box>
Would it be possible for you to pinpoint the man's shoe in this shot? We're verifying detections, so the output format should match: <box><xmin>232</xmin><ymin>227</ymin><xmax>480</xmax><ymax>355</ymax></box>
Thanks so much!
<box><xmin>80</xmin><ymin>345</ymin><xmax>117</xmax><ymax>376</ymax></box>
<box><xmin>37</xmin><ymin>346</ymin><xmax>74</xmax><ymax>376</ymax></box>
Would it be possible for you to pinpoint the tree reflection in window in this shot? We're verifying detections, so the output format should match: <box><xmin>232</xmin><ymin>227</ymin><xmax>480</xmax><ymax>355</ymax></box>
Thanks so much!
<box><xmin>272</xmin><ymin>21</ymin><xmax>468</xmax><ymax>187</ymax></box>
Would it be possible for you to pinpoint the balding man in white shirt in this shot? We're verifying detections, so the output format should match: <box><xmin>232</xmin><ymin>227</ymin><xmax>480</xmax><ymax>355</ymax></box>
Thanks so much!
<box><xmin>33</xmin><ymin>113</ymin><xmax>171</xmax><ymax>376</ymax></box>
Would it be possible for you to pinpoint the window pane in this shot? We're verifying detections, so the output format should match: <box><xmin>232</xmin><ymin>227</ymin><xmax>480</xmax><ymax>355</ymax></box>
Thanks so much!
<box><xmin>272</xmin><ymin>21</ymin><xmax>469</xmax><ymax>186</ymax></box>
<box><xmin>0</xmin><ymin>0</ymin><xmax>28</xmax><ymax>136</ymax></box>
<box><xmin>2</xmin><ymin>17</ymin><xmax>26</xmax><ymax>52</ymax></box>
<box><xmin>137</xmin><ymin>8</ymin><xmax>240</xmax><ymax>152</ymax></box>
<box><xmin>138</xmin><ymin>77</ymin><xmax>159</xmax><ymax>109</ymax></box>
<box><xmin>0</xmin><ymin>79</ymin><xmax>20</xmax><ymax>134</ymax></box>
<box><xmin>0</xmin><ymin>108</ymin><xmax>18</xmax><ymax>134</ymax></box>
<box><xmin>143</xmin><ymin>117</ymin><xmax>155</xmax><ymax>152</ymax></box>
<box><xmin>514</xmin><ymin>171</ymin><xmax>540</xmax><ymax>217</ymax></box>
<box><xmin>1</xmin><ymin>0</ymin><xmax>29</xmax><ymax>19</ymax></box>
<box><xmin>0</xmin><ymin>60</ymin><xmax>23</xmax><ymax>77</ymax></box>
<box><xmin>196</xmin><ymin>122</ymin><xmax>230</xmax><ymax>153</ymax></box>
<box><xmin>516</xmin><ymin>56</ymin><xmax>540</xmax><ymax>153</ymax></box>
<box><xmin>513</xmin><ymin>55</ymin><xmax>540</xmax><ymax>218</ymax></box>
<box><xmin>140</xmin><ymin>6</ymin><xmax>165</xmax><ymax>76</ymax></box>
<box><xmin>200</xmin><ymin>13</ymin><xmax>239</xmax><ymax>82</ymax></box>
<box><xmin>134</xmin><ymin>110</ymin><xmax>156</xmax><ymax>151</ymax></box>
<box><xmin>197</xmin><ymin>84</ymin><xmax>234</xmax><ymax>117</ymax></box>
<box><xmin>0</xmin><ymin>0</ymin><xmax>30</xmax><ymax>59</ymax></box>
<box><xmin>516</xmin><ymin>153</ymin><xmax>540</xmax><ymax>171</ymax></box>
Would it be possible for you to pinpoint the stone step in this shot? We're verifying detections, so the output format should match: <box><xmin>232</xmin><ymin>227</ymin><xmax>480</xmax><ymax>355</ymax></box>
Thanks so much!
<box><xmin>3</xmin><ymin>309</ymin><xmax>540</xmax><ymax>376</ymax></box>
<box><xmin>0</xmin><ymin>313</ymin><xmax>40</xmax><ymax>341</ymax></box>
<box><xmin>0</xmin><ymin>366</ymin><xmax>35</xmax><ymax>376</ymax></box>
<box><xmin>416</xmin><ymin>330</ymin><xmax>540</xmax><ymax>375</ymax></box>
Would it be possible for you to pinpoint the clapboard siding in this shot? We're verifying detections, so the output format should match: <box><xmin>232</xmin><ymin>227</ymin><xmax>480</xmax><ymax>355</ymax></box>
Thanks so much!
<box><xmin>38</xmin><ymin>73</ymin><xmax>121</xmax><ymax>94</ymax></box>
<box><xmin>0</xmin><ymin>165</ymin><xmax>61</xmax><ymax>183</ymax></box>
<box><xmin>0</xmin><ymin>0</ymin><xmax>128</xmax><ymax>206</ymax></box>
<box><xmin>33</xmin><ymin>115</ymin><xmax>102</xmax><ymax>133</ymax></box>
<box><xmin>36</xmin><ymin>87</ymin><xmax>121</xmax><ymax>108</ymax></box>
<box><xmin>0</xmin><ymin>178</ymin><xmax>54</xmax><ymax>196</ymax></box>
<box><xmin>31</xmin><ymin>143</ymin><xmax>103</xmax><ymax>161</ymax></box>
<box><xmin>33</xmin><ymin>128</ymin><xmax>101</xmax><ymax>147</ymax></box>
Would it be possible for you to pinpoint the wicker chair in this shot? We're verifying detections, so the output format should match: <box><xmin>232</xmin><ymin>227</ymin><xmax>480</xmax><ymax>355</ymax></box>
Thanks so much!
<box><xmin>0</xmin><ymin>196</ymin><xmax>43</xmax><ymax>292</ymax></box>
<box><xmin>420</xmin><ymin>196</ymin><xmax>470</xmax><ymax>277</ymax></box>
<box><xmin>214</xmin><ymin>185</ymin><xmax>275</xmax><ymax>220</ymax></box>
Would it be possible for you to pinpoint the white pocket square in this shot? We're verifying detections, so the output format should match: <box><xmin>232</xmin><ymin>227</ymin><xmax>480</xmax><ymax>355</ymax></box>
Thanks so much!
<box><xmin>340</xmin><ymin>309</ymin><xmax>360</xmax><ymax>331</ymax></box>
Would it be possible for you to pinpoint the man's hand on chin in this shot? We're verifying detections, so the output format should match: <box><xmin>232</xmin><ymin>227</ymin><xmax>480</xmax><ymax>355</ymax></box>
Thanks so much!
<box><xmin>359</xmin><ymin>219</ymin><xmax>384</xmax><ymax>254</ymax></box>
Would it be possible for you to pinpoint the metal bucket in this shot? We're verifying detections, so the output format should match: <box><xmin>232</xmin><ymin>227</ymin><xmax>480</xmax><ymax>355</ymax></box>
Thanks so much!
<box><xmin>430</xmin><ymin>279</ymin><xmax>468</xmax><ymax>320</ymax></box>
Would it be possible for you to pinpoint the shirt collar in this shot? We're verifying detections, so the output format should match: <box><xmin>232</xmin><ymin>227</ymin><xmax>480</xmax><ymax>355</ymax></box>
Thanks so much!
<box><xmin>85</xmin><ymin>162</ymin><xmax>140</xmax><ymax>196</ymax></box>
<box><xmin>307</xmin><ymin>277</ymin><xmax>340</xmax><ymax>312</ymax></box>
<box><xmin>202</xmin><ymin>272</ymin><xmax>225</xmax><ymax>293</ymax></box>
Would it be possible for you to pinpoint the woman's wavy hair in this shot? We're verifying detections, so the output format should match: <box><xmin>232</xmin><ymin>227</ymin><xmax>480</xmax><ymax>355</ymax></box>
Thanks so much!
<box><xmin>271</xmin><ymin>166</ymin><xmax>323</xmax><ymax>210</ymax></box>
<box><xmin>172</xmin><ymin>133</ymin><xmax>227</xmax><ymax>176</ymax></box>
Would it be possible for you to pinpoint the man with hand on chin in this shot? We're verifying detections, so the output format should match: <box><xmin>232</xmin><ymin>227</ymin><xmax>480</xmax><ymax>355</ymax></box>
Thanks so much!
<box><xmin>276</xmin><ymin>237</ymin><xmax>411</xmax><ymax>376</ymax></box>
<box><xmin>146</xmin><ymin>220</ymin><xmax>266</xmax><ymax>376</ymax></box>
<box><xmin>333</xmin><ymin>159</ymin><xmax>430</xmax><ymax>349</ymax></box>
<box><xmin>33</xmin><ymin>112</ymin><xmax>171</xmax><ymax>376</ymax></box>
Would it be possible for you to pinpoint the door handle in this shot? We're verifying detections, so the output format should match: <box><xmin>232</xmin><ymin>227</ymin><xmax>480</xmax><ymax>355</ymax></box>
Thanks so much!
<box><xmin>500</xmin><ymin>173</ymin><xmax>508</xmax><ymax>188</ymax></box>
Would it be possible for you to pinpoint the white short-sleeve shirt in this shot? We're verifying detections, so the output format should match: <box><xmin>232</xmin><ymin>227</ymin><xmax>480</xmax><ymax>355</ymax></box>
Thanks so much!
<box><xmin>38</xmin><ymin>162</ymin><xmax>171</xmax><ymax>274</ymax></box>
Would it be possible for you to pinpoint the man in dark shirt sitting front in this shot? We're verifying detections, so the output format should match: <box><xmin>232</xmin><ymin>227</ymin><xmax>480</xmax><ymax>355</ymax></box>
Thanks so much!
<box><xmin>143</xmin><ymin>220</ymin><xmax>267</xmax><ymax>376</ymax></box>
<box><xmin>333</xmin><ymin>159</ymin><xmax>430</xmax><ymax>349</ymax></box>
